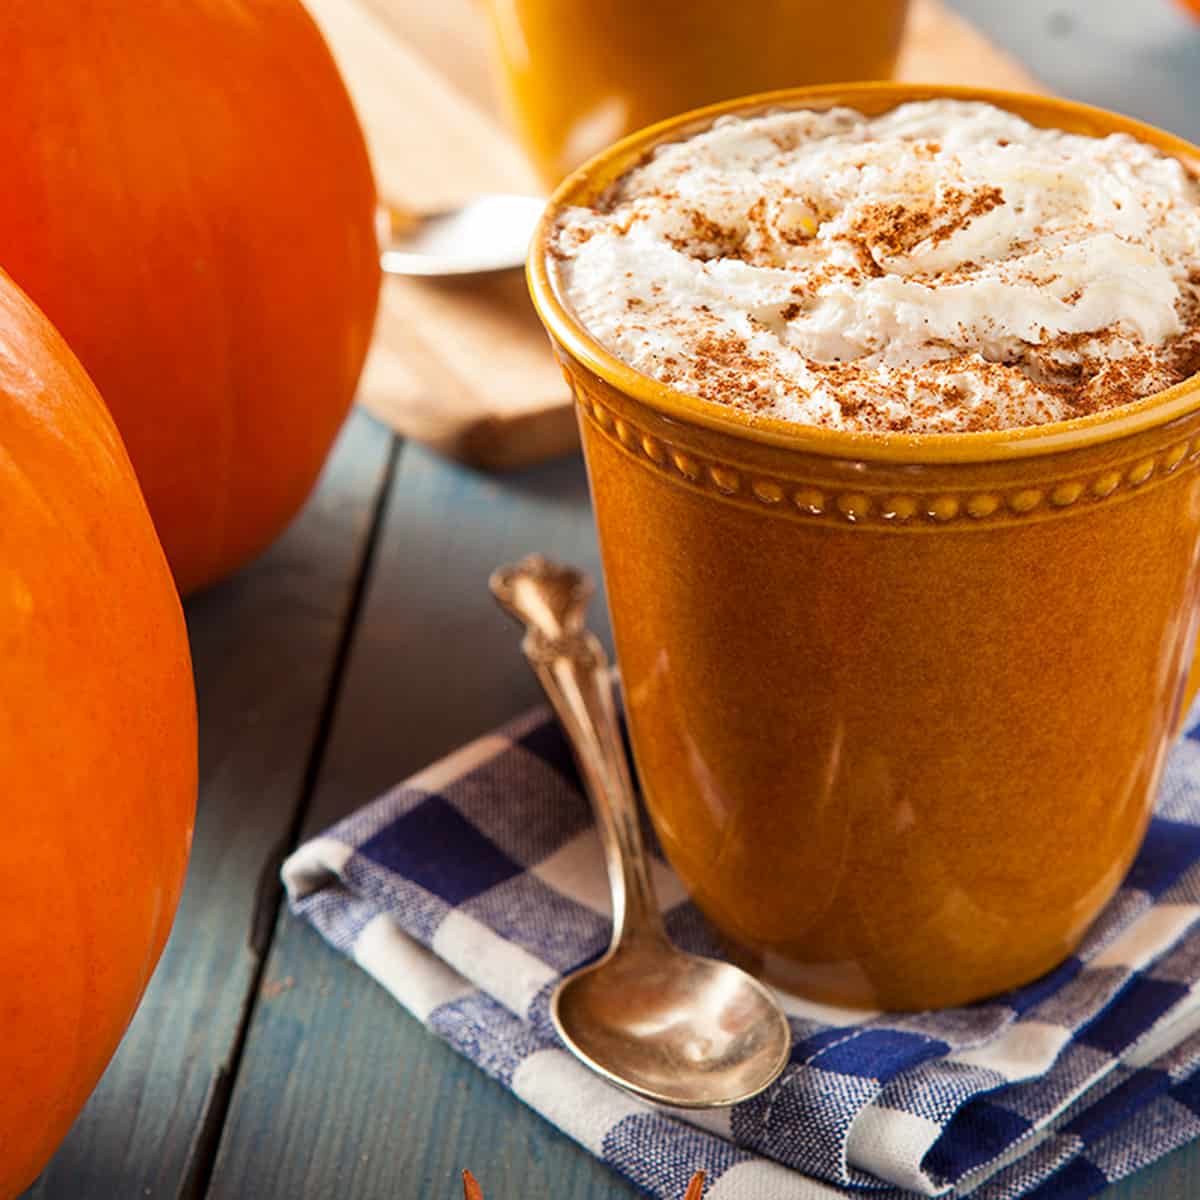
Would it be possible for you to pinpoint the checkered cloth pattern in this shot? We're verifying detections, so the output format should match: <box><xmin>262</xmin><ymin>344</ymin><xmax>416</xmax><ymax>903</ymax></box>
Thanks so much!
<box><xmin>284</xmin><ymin>701</ymin><xmax>1200</xmax><ymax>1199</ymax></box>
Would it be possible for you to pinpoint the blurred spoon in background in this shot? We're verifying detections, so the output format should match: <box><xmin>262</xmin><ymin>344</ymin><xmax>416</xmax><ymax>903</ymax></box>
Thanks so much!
<box><xmin>379</xmin><ymin>195</ymin><xmax>544</xmax><ymax>277</ymax></box>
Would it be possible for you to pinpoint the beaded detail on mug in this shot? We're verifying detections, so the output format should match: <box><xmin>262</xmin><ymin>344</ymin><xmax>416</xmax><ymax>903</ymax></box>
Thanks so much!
<box><xmin>571</xmin><ymin>382</ymin><xmax>1200</xmax><ymax>529</ymax></box>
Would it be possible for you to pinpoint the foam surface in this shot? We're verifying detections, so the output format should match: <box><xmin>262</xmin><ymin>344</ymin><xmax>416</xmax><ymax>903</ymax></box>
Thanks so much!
<box><xmin>552</xmin><ymin>101</ymin><xmax>1200</xmax><ymax>433</ymax></box>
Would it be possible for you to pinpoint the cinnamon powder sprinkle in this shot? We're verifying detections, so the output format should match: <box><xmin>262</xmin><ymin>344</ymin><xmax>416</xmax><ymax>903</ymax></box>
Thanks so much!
<box><xmin>847</xmin><ymin>185</ymin><xmax>1006</xmax><ymax>259</ymax></box>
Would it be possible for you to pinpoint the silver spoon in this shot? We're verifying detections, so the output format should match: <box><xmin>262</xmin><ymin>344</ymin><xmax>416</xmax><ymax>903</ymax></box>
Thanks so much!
<box><xmin>379</xmin><ymin>195</ymin><xmax>544</xmax><ymax>277</ymax></box>
<box><xmin>490</xmin><ymin>555</ymin><xmax>791</xmax><ymax>1108</ymax></box>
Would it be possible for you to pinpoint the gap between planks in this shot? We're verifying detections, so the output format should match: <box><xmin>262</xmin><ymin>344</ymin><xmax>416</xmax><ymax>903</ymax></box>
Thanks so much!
<box><xmin>174</xmin><ymin>434</ymin><xmax>404</xmax><ymax>1200</ymax></box>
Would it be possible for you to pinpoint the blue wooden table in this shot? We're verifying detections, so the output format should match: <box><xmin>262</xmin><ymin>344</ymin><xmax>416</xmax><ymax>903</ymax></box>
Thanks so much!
<box><xmin>23</xmin><ymin>3</ymin><xmax>1200</xmax><ymax>1197</ymax></box>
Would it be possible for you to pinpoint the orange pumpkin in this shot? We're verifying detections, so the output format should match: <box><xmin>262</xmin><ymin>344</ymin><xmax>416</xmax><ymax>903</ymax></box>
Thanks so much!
<box><xmin>0</xmin><ymin>1</ymin><xmax>381</xmax><ymax>595</ymax></box>
<box><xmin>0</xmin><ymin>271</ymin><xmax>197</xmax><ymax>1197</ymax></box>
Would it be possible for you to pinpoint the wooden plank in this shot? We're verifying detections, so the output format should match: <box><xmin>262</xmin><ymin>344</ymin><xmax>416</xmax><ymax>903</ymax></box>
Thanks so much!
<box><xmin>21</xmin><ymin>411</ymin><xmax>395</xmax><ymax>1200</ymax></box>
<box><xmin>275</xmin><ymin>442</ymin><xmax>610</xmax><ymax>808</ymax></box>
<box><xmin>204</xmin><ymin>444</ymin><xmax>643</xmax><ymax>1200</ymax></box>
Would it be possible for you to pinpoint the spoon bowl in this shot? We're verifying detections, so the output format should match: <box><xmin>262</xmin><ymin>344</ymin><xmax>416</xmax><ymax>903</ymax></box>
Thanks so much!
<box><xmin>379</xmin><ymin>195</ymin><xmax>544</xmax><ymax>277</ymax></box>
<box><xmin>552</xmin><ymin>939</ymin><xmax>792</xmax><ymax>1108</ymax></box>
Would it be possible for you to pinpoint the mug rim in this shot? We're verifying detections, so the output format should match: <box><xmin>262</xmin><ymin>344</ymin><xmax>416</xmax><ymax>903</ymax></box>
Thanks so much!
<box><xmin>527</xmin><ymin>81</ymin><xmax>1200</xmax><ymax>464</ymax></box>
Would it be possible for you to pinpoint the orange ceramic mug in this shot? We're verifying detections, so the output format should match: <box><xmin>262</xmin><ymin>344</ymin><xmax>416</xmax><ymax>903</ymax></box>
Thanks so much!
<box><xmin>529</xmin><ymin>83</ymin><xmax>1200</xmax><ymax>1011</ymax></box>
<box><xmin>478</xmin><ymin>0</ymin><xmax>910</xmax><ymax>185</ymax></box>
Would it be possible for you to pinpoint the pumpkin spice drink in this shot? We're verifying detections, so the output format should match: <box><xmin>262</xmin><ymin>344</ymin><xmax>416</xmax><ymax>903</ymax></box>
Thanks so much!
<box><xmin>478</xmin><ymin>0</ymin><xmax>910</xmax><ymax>184</ymax></box>
<box><xmin>530</xmin><ymin>85</ymin><xmax>1200</xmax><ymax>1011</ymax></box>
<box><xmin>551</xmin><ymin>100</ymin><xmax>1200</xmax><ymax>433</ymax></box>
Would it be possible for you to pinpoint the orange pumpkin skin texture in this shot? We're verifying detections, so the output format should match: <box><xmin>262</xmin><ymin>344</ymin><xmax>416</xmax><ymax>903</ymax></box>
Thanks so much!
<box><xmin>0</xmin><ymin>272</ymin><xmax>197</xmax><ymax>1197</ymax></box>
<box><xmin>0</xmin><ymin>0</ymin><xmax>381</xmax><ymax>595</ymax></box>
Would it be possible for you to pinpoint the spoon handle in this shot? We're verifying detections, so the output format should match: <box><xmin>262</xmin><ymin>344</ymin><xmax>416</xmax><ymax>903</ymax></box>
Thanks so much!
<box><xmin>528</xmin><ymin>632</ymin><xmax>665</xmax><ymax>945</ymax></box>
<box><xmin>490</xmin><ymin>558</ymin><xmax>665</xmax><ymax>947</ymax></box>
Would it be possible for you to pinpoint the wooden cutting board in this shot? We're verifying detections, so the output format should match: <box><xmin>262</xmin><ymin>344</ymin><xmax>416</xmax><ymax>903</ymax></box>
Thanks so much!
<box><xmin>304</xmin><ymin>0</ymin><xmax>1042</xmax><ymax>470</ymax></box>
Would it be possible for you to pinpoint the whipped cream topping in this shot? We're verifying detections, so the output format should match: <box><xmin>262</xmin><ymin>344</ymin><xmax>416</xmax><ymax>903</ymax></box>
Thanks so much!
<box><xmin>550</xmin><ymin>100</ymin><xmax>1200</xmax><ymax>433</ymax></box>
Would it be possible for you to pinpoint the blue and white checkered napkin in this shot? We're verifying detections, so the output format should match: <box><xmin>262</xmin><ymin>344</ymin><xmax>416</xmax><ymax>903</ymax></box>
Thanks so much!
<box><xmin>284</xmin><ymin>702</ymin><xmax>1200</xmax><ymax>1199</ymax></box>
